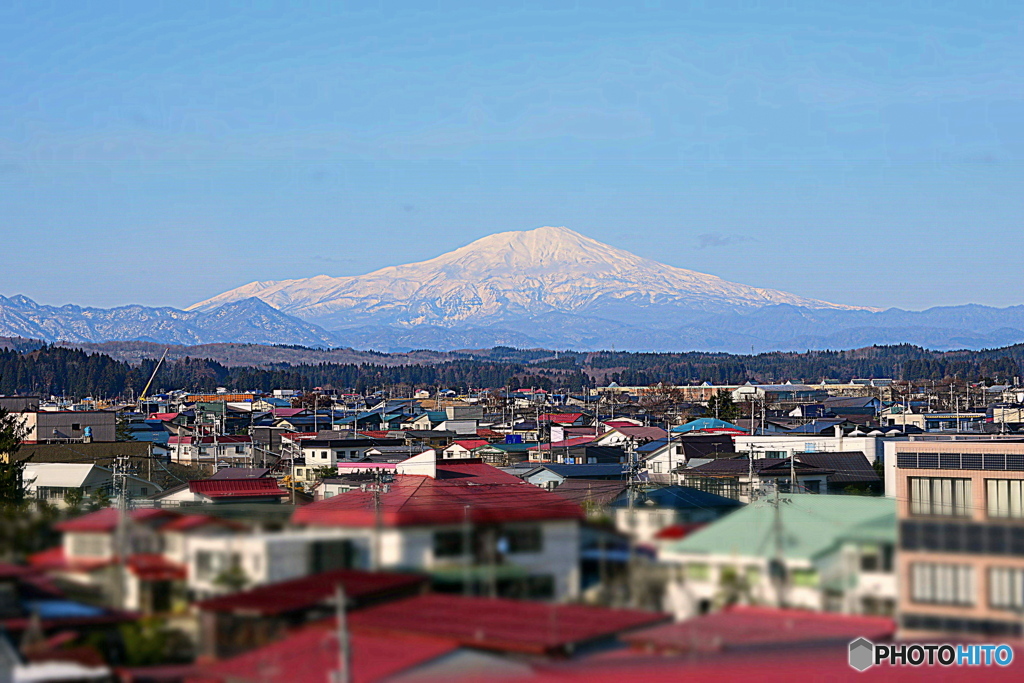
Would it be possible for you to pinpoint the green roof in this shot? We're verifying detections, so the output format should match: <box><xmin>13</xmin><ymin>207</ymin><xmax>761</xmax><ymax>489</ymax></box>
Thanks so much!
<box><xmin>662</xmin><ymin>494</ymin><xmax>895</xmax><ymax>562</ymax></box>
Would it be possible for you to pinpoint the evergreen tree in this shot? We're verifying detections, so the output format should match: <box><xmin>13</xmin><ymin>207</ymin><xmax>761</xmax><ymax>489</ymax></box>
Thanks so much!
<box><xmin>0</xmin><ymin>408</ymin><xmax>28</xmax><ymax>504</ymax></box>
<box><xmin>702</xmin><ymin>390</ymin><xmax>741</xmax><ymax>422</ymax></box>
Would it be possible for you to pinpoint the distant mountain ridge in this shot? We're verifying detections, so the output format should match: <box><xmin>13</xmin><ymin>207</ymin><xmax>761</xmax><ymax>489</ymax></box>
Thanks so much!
<box><xmin>4</xmin><ymin>227</ymin><xmax>1024</xmax><ymax>353</ymax></box>
<box><xmin>0</xmin><ymin>295</ymin><xmax>338</xmax><ymax>347</ymax></box>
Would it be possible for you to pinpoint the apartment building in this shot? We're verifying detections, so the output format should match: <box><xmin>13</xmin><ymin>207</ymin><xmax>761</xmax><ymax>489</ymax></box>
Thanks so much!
<box><xmin>895</xmin><ymin>440</ymin><xmax>1024</xmax><ymax>638</ymax></box>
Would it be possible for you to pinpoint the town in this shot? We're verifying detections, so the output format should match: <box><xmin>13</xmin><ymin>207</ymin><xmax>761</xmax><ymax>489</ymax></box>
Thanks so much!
<box><xmin>2</xmin><ymin>364</ymin><xmax>1024</xmax><ymax>680</ymax></box>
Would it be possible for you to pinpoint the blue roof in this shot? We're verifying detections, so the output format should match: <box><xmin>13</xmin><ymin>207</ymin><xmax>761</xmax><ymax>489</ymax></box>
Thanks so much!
<box><xmin>24</xmin><ymin>599</ymin><xmax>106</xmax><ymax>619</ymax></box>
<box><xmin>609</xmin><ymin>485</ymin><xmax>744</xmax><ymax>510</ymax></box>
<box><xmin>532</xmin><ymin>464</ymin><xmax>626</xmax><ymax>478</ymax></box>
<box><xmin>672</xmin><ymin>418</ymin><xmax>744</xmax><ymax>433</ymax></box>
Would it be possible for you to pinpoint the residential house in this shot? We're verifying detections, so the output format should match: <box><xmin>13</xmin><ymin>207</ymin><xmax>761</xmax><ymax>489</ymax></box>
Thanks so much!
<box><xmin>681</xmin><ymin>457</ymin><xmax>834</xmax><ymax>503</ymax></box>
<box><xmin>29</xmin><ymin>508</ymin><xmax>238</xmax><ymax>614</ymax></box>
<box><xmin>168</xmin><ymin>435</ymin><xmax>254</xmax><ymax>468</ymax></box>
<box><xmin>594</xmin><ymin>426</ymin><xmax>668</xmax><ymax>448</ymax></box>
<box><xmin>291</xmin><ymin>452</ymin><xmax>585</xmax><ymax>600</ymax></box>
<box><xmin>658</xmin><ymin>496</ymin><xmax>897</xmax><ymax>619</ymax></box>
<box><xmin>610</xmin><ymin>486</ymin><xmax>743</xmax><ymax>544</ymax></box>
<box><xmin>442</xmin><ymin>439</ymin><xmax>489</xmax><ymax>459</ymax></box>
<box><xmin>522</xmin><ymin>463</ymin><xmax>627</xmax><ymax>490</ymax></box>
<box><xmin>638</xmin><ymin>434</ymin><xmax>736</xmax><ymax>484</ymax></box>
<box><xmin>23</xmin><ymin>463</ymin><xmax>160</xmax><ymax>508</ymax></box>
<box><xmin>193</xmin><ymin>569</ymin><xmax>428</xmax><ymax>658</ymax></box>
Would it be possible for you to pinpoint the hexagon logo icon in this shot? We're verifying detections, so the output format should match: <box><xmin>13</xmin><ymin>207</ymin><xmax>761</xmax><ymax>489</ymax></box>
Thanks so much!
<box><xmin>849</xmin><ymin>638</ymin><xmax>875</xmax><ymax>672</ymax></box>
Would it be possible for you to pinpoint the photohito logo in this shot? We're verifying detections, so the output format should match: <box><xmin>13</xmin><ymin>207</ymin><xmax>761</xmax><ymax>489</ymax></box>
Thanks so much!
<box><xmin>849</xmin><ymin>639</ymin><xmax>1014</xmax><ymax>671</ymax></box>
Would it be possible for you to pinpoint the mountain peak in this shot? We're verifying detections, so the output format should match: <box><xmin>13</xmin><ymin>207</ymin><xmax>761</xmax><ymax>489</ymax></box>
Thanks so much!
<box><xmin>188</xmin><ymin>226</ymin><xmax>874</xmax><ymax>328</ymax></box>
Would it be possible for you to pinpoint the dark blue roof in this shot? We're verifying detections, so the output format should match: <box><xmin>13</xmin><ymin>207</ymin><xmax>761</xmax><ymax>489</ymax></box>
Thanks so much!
<box><xmin>532</xmin><ymin>464</ymin><xmax>626</xmax><ymax>478</ymax></box>
<box><xmin>609</xmin><ymin>485</ymin><xmax>743</xmax><ymax>510</ymax></box>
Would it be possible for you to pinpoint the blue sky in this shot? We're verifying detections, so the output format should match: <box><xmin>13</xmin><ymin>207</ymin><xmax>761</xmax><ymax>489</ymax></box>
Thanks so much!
<box><xmin>1</xmin><ymin>1</ymin><xmax>1022</xmax><ymax>311</ymax></box>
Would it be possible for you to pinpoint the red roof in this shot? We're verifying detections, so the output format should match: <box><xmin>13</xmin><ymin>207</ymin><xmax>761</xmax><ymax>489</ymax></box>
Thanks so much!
<box><xmin>601</xmin><ymin>426</ymin><xmax>667</xmax><ymax>441</ymax></box>
<box><xmin>537</xmin><ymin>436</ymin><xmax>597</xmax><ymax>451</ymax></box>
<box><xmin>56</xmin><ymin>508</ymin><xmax>181</xmax><ymax>533</ymax></box>
<box><xmin>476</xmin><ymin>428</ymin><xmax>503</xmax><ymax>439</ymax></box>
<box><xmin>620</xmin><ymin>606</ymin><xmax>896</xmax><ymax>654</ymax></box>
<box><xmin>189</xmin><ymin>477</ymin><xmax>287</xmax><ymax>499</ymax></box>
<box><xmin>653</xmin><ymin>523</ymin><xmax>706</xmax><ymax>540</ymax></box>
<box><xmin>447</xmin><ymin>439</ymin><xmax>489</xmax><ymax>451</ymax></box>
<box><xmin>147</xmin><ymin>412</ymin><xmax>179</xmax><ymax>421</ymax></box>
<box><xmin>194</xmin><ymin>619</ymin><xmax>459</xmax><ymax>683</ymax></box>
<box><xmin>161</xmin><ymin>514</ymin><xmax>243</xmax><ymax>533</ymax></box>
<box><xmin>195</xmin><ymin>569</ymin><xmax>426</xmax><ymax>616</ymax></box>
<box><xmin>539</xmin><ymin>413</ymin><xmax>584</xmax><ymax>424</ymax></box>
<box><xmin>272</xmin><ymin>408</ymin><xmax>306</xmax><ymax>417</ymax></box>
<box><xmin>293</xmin><ymin>462</ymin><xmax>583</xmax><ymax>527</ymax></box>
<box><xmin>348</xmin><ymin>594</ymin><xmax>670</xmax><ymax>655</ymax></box>
<box><xmin>126</xmin><ymin>554</ymin><xmax>186</xmax><ymax>581</ymax></box>
<box><xmin>355</xmin><ymin>430</ymin><xmax>391</xmax><ymax>439</ymax></box>
<box><xmin>529</xmin><ymin>646</ymin><xmax>1024</xmax><ymax>682</ymax></box>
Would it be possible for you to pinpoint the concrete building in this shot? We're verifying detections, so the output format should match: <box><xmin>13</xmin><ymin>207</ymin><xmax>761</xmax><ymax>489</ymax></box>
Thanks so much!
<box><xmin>19</xmin><ymin>411</ymin><xmax>116</xmax><ymax>444</ymax></box>
<box><xmin>895</xmin><ymin>439</ymin><xmax>1024</xmax><ymax>638</ymax></box>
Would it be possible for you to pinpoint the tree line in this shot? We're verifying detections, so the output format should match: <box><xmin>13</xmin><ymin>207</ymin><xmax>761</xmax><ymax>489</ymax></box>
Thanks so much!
<box><xmin>1</xmin><ymin>343</ymin><xmax>1024</xmax><ymax>399</ymax></box>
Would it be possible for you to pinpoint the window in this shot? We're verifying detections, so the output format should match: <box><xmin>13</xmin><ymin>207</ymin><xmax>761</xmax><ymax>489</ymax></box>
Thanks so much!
<box><xmin>860</xmin><ymin>544</ymin><xmax>894</xmax><ymax>573</ymax></box>
<box><xmin>989</xmin><ymin>567</ymin><xmax>1024</xmax><ymax>610</ymax></box>
<box><xmin>791</xmin><ymin>569</ymin><xmax>818</xmax><ymax>587</ymax></box>
<box><xmin>909</xmin><ymin>477</ymin><xmax>972</xmax><ymax>517</ymax></box>
<box><xmin>685</xmin><ymin>563</ymin><xmax>710</xmax><ymax>581</ymax></box>
<box><xmin>504</xmin><ymin>526</ymin><xmax>542</xmax><ymax>554</ymax></box>
<box><xmin>803</xmin><ymin>480</ymin><xmax>820</xmax><ymax>494</ymax></box>
<box><xmin>71</xmin><ymin>423</ymin><xmax>82</xmax><ymax>431</ymax></box>
<box><xmin>70</xmin><ymin>534</ymin><xmax>106</xmax><ymax>557</ymax></box>
<box><xmin>987</xmin><ymin>479</ymin><xmax>1024</xmax><ymax>519</ymax></box>
<box><xmin>433</xmin><ymin>530</ymin><xmax>465</xmax><ymax>558</ymax></box>
<box><xmin>196</xmin><ymin>551</ymin><xmax>215</xmax><ymax>580</ymax></box>
<box><xmin>911</xmin><ymin>563</ymin><xmax>975</xmax><ymax>606</ymax></box>
<box><xmin>141</xmin><ymin>487</ymin><xmax>148</xmax><ymax>495</ymax></box>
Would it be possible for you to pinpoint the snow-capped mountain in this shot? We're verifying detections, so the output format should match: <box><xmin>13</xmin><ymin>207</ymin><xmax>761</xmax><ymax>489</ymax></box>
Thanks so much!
<box><xmin>0</xmin><ymin>295</ymin><xmax>339</xmax><ymax>347</ymax></box>
<box><xmin>189</xmin><ymin>226</ymin><xmax>872</xmax><ymax>329</ymax></box>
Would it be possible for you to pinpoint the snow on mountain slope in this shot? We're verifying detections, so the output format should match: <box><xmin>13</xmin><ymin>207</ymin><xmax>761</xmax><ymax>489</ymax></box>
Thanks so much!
<box><xmin>0</xmin><ymin>295</ymin><xmax>340</xmax><ymax>347</ymax></box>
<box><xmin>189</xmin><ymin>226</ymin><xmax>873</xmax><ymax>328</ymax></box>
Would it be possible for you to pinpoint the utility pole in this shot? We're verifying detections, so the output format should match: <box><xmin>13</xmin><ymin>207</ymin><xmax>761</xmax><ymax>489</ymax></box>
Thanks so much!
<box><xmin>769</xmin><ymin>485</ymin><xmax>788</xmax><ymax>609</ymax></box>
<box><xmin>111</xmin><ymin>454</ymin><xmax>131</xmax><ymax>611</ymax></box>
<box><xmin>365</xmin><ymin>468</ymin><xmax>392</xmax><ymax>571</ymax></box>
<box><xmin>463</xmin><ymin>504</ymin><xmax>472</xmax><ymax>597</ymax></box>
<box><xmin>333</xmin><ymin>584</ymin><xmax>351</xmax><ymax>683</ymax></box>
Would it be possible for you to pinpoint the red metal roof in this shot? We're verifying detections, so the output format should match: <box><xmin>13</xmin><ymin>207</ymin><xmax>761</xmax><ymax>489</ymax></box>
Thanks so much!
<box><xmin>348</xmin><ymin>594</ymin><xmax>670</xmax><ymax>655</ymax></box>
<box><xmin>189</xmin><ymin>477</ymin><xmax>287</xmax><ymax>499</ymax></box>
<box><xmin>55</xmin><ymin>508</ymin><xmax>182</xmax><ymax>533</ymax></box>
<box><xmin>161</xmin><ymin>514</ymin><xmax>243</xmax><ymax>533</ymax></box>
<box><xmin>447</xmin><ymin>439</ymin><xmax>489</xmax><ymax>451</ymax></box>
<box><xmin>193</xmin><ymin>620</ymin><xmax>459</xmax><ymax>683</ymax></box>
<box><xmin>529</xmin><ymin>646</ymin><xmax>1024</xmax><ymax>682</ymax></box>
<box><xmin>539</xmin><ymin>413</ymin><xmax>584</xmax><ymax>423</ymax></box>
<box><xmin>293</xmin><ymin>462</ymin><xmax>583</xmax><ymax>528</ymax></box>
<box><xmin>652</xmin><ymin>523</ymin><xmax>706</xmax><ymax>540</ymax></box>
<box><xmin>126</xmin><ymin>554</ymin><xmax>186</xmax><ymax>581</ymax></box>
<box><xmin>147</xmin><ymin>412</ymin><xmax>179</xmax><ymax>421</ymax></box>
<box><xmin>271</xmin><ymin>408</ymin><xmax>306</xmax><ymax>417</ymax></box>
<box><xmin>195</xmin><ymin>569</ymin><xmax>426</xmax><ymax>616</ymax></box>
<box><xmin>620</xmin><ymin>606</ymin><xmax>896</xmax><ymax>654</ymax></box>
<box><xmin>355</xmin><ymin>430</ymin><xmax>391</xmax><ymax>439</ymax></box>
